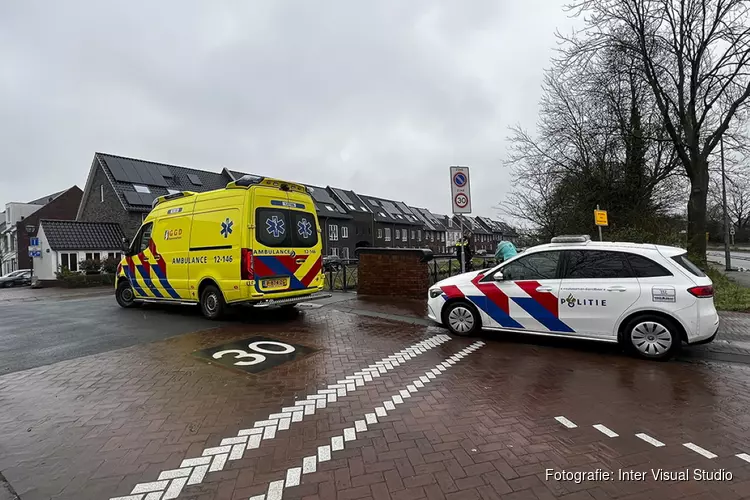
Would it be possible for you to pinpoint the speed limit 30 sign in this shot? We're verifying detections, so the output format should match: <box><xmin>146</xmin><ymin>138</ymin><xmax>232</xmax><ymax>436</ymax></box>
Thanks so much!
<box><xmin>450</xmin><ymin>166</ymin><xmax>472</xmax><ymax>214</ymax></box>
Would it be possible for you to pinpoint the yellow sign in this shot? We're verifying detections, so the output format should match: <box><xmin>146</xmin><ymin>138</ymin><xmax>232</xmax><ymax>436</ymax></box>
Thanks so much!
<box><xmin>594</xmin><ymin>210</ymin><xmax>608</xmax><ymax>226</ymax></box>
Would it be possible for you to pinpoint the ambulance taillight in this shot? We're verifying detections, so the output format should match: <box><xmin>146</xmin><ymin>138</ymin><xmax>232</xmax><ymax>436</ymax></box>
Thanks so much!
<box><xmin>241</xmin><ymin>248</ymin><xmax>254</xmax><ymax>280</ymax></box>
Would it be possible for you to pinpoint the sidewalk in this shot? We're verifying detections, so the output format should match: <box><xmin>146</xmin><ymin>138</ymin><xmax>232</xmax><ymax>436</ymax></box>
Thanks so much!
<box><xmin>0</xmin><ymin>286</ymin><xmax>113</xmax><ymax>303</ymax></box>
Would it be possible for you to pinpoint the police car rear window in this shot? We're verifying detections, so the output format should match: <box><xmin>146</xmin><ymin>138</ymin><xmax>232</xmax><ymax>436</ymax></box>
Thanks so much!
<box><xmin>671</xmin><ymin>253</ymin><xmax>706</xmax><ymax>277</ymax></box>
<box><xmin>256</xmin><ymin>208</ymin><xmax>318</xmax><ymax>248</ymax></box>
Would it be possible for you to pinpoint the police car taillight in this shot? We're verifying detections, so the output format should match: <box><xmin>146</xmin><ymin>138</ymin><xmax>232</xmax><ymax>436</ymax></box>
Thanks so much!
<box><xmin>688</xmin><ymin>285</ymin><xmax>714</xmax><ymax>298</ymax></box>
<box><xmin>241</xmin><ymin>248</ymin><xmax>254</xmax><ymax>280</ymax></box>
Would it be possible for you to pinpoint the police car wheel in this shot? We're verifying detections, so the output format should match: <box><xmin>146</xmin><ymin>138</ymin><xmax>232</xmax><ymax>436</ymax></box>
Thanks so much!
<box><xmin>116</xmin><ymin>280</ymin><xmax>137</xmax><ymax>308</ymax></box>
<box><xmin>623</xmin><ymin>315</ymin><xmax>680</xmax><ymax>361</ymax></box>
<box><xmin>443</xmin><ymin>301</ymin><xmax>480</xmax><ymax>337</ymax></box>
<box><xmin>200</xmin><ymin>285</ymin><xmax>226</xmax><ymax>320</ymax></box>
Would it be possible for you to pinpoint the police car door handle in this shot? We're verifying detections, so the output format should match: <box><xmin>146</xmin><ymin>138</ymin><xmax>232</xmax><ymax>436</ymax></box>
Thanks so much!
<box><xmin>536</xmin><ymin>286</ymin><xmax>553</xmax><ymax>293</ymax></box>
<box><xmin>607</xmin><ymin>286</ymin><xmax>627</xmax><ymax>292</ymax></box>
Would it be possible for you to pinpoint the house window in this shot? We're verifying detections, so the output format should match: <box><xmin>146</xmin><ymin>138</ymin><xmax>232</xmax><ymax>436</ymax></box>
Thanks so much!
<box><xmin>330</xmin><ymin>247</ymin><xmax>339</xmax><ymax>256</ymax></box>
<box><xmin>107</xmin><ymin>252</ymin><xmax>122</xmax><ymax>260</ymax></box>
<box><xmin>411</xmin><ymin>230</ymin><xmax>416</xmax><ymax>240</ymax></box>
<box><xmin>329</xmin><ymin>224</ymin><xmax>339</xmax><ymax>241</ymax></box>
<box><xmin>403</xmin><ymin>229</ymin><xmax>408</xmax><ymax>240</ymax></box>
<box><xmin>440</xmin><ymin>233</ymin><xmax>445</xmax><ymax>241</ymax></box>
<box><xmin>85</xmin><ymin>252</ymin><xmax>101</xmax><ymax>261</ymax></box>
<box><xmin>395</xmin><ymin>229</ymin><xmax>400</xmax><ymax>240</ymax></box>
<box><xmin>60</xmin><ymin>252</ymin><xmax>78</xmax><ymax>272</ymax></box>
<box><xmin>100</xmin><ymin>185</ymin><xmax>104</xmax><ymax>202</ymax></box>
<box><xmin>377</xmin><ymin>228</ymin><xmax>383</xmax><ymax>239</ymax></box>
<box><xmin>342</xmin><ymin>247</ymin><xmax>350</xmax><ymax>259</ymax></box>
<box><xmin>385</xmin><ymin>228</ymin><xmax>391</xmax><ymax>241</ymax></box>
<box><xmin>342</xmin><ymin>226</ymin><xmax>349</xmax><ymax>239</ymax></box>
<box><xmin>418</xmin><ymin>230</ymin><xmax>422</xmax><ymax>241</ymax></box>
<box><xmin>133</xmin><ymin>185</ymin><xmax>151</xmax><ymax>194</ymax></box>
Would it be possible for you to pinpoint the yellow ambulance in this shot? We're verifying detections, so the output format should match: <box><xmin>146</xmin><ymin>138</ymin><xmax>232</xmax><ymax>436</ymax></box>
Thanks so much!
<box><xmin>115</xmin><ymin>175</ymin><xmax>329</xmax><ymax>319</ymax></box>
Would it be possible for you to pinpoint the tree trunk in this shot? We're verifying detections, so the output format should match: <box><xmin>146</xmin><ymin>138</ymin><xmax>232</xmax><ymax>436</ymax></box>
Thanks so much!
<box><xmin>686</xmin><ymin>160</ymin><xmax>709</xmax><ymax>265</ymax></box>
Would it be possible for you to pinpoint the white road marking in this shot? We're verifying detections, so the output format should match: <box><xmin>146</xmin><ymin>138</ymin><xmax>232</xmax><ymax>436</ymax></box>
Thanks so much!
<box><xmin>736</xmin><ymin>453</ymin><xmax>750</xmax><ymax>463</ymax></box>
<box><xmin>114</xmin><ymin>334</ymin><xmax>451</xmax><ymax>500</ymax></box>
<box><xmin>241</xmin><ymin>341</ymin><xmax>485</xmax><ymax>500</ymax></box>
<box><xmin>555</xmin><ymin>416</ymin><xmax>577</xmax><ymax>429</ymax></box>
<box><xmin>593</xmin><ymin>424</ymin><xmax>618</xmax><ymax>438</ymax></box>
<box><xmin>285</xmin><ymin>467</ymin><xmax>302</xmax><ymax>488</ymax></box>
<box><xmin>683</xmin><ymin>443</ymin><xmax>717</xmax><ymax>459</ymax></box>
<box><xmin>636</xmin><ymin>433</ymin><xmax>665</xmax><ymax>447</ymax></box>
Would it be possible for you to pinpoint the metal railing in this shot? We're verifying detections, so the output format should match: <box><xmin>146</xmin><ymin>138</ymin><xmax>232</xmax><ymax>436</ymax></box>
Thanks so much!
<box><xmin>322</xmin><ymin>254</ymin><xmax>500</xmax><ymax>292</ymax></box>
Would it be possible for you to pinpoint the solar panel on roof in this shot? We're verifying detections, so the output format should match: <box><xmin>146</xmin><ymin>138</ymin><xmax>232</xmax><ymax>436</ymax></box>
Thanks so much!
<box><xmin>139</xmin><ymin>192</ymin><xmax>156</xmax><ymax>205</ymax></box>
<box><xmin>123</xmin><ymin>191</ymin><xmax>145</xmax><ymax>206</ymax></box>
<box><xmin>117</xmin><ymin>158</ymin><xmax>146</xmax><ymax>184</ymax></box>
<box><xmin>334</xmin><ymin>189</ymin><xmax>354</xmax><ymax>205</ymax></box>
<box><xmin>187</xmin><ymin>174</ymin><xmax>203</xmax><ymax>186</ymax></box>
<box><xmin>157</xmin><ymin>164</ymin><xmax>174</xmax><ymax>178</ymax></box>
<box><xmin>104</xmin><ymin>157</ymin><xmax>130</xmax><ymax>183</ymax></box>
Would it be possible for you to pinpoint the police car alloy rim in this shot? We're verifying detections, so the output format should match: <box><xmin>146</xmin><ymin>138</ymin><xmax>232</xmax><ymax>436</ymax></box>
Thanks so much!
<box><xmin>630</xmin><ymin>321</ymin><xmax>672</xmax><ymax>356</ymax></box>
<box><xmin>448</xmin><ymin>306</ymin><xmax>474</xmax><ymax>333</ymax></box>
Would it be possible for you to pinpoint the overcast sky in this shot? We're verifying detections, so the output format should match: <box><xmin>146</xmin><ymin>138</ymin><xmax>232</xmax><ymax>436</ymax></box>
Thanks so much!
<box><xmin>0</xmin><ymin>0</ymin><xmax>575</xmax><ymax>221</ymax></box>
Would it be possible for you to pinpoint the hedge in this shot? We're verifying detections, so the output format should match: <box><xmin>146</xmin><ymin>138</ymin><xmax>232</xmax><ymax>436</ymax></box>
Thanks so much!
<box><xmin>58</xmin><ymin>273</ymin><xmax>116</xmax><ymax>288</ymax></box>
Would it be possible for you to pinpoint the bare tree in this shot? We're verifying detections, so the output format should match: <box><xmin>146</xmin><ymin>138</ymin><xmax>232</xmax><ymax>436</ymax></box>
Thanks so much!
<box><xmin>559</xmin><ymin>0</ymin><xmax>750</xmax><ymax>262</ymax></box>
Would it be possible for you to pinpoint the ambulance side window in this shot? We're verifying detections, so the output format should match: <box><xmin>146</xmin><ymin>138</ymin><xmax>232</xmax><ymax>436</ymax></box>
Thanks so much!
<box><xmin>134</xmin><ymin>222</ymin><xmax>153</xmax><ymax>253</ymax></box>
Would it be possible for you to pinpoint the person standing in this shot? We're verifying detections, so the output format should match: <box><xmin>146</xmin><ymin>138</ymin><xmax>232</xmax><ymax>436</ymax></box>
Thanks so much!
<box><xmin>495</xmin><ymin>240</ymin><xmax>518</xmax><ymax>263</ymax></box>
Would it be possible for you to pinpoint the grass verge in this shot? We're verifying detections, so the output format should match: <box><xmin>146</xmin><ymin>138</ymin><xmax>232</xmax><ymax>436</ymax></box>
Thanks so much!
<box><xmin>706</xmin><ymin>267</ymin><xmax>750</xmax><ymax>311</ymax></box>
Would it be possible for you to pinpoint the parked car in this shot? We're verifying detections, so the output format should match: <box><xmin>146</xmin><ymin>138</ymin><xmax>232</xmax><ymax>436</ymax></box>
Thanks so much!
<box><xmin>0</xmin><ymin>269</ymin><xmax>32</xmax><ymax>288</ymax></box>
<box><xmin>427</xmin><ymin>235</ymin><xmax>718</xmax><ymax>360</ymax></box>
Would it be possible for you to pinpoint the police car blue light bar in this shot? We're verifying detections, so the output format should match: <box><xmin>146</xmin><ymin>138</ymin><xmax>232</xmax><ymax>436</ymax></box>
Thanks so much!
<box><xmin>550</xmin><ymin>235</ymin><xmax>591</xmax><ymax>243</ymax></box>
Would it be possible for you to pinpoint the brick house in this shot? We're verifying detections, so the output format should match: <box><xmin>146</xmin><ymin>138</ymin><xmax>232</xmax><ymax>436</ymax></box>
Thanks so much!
<box><xmin>357</xmin><ymin>194</ymin><xmax>423</xmax><ymax>248</ymax></box>
<box><xmin>304</xmin><ymin>184</ymin><xmax>355</xmax><ymax>259</ymax></box>
<box><xmin>1</xmin><ymin>186</ymin><xmax>83</xmax><ymax>274</ymax></box>
<box><xmin>328</xmin><ymin>187</ymin><xmax>375</xmax><ymax>250</ymax></box>
<box><xmin>76</xmin><ymin>153</ymin><xmax>229</xmax><ymax>240</ymax></box>
<box><xmin>452</xmin><ymin>214</ymin><xmax>493</xmax><ymax>254</ymax></box>
<box><xmin>409</xmin><ymin>206</ymin><xmax>448</xmax><ymax>253</ymax></box>
<box><xmin>436</xmin><ymin>215</ymin><xmax>463</xmax><ymax>255</ymax></box>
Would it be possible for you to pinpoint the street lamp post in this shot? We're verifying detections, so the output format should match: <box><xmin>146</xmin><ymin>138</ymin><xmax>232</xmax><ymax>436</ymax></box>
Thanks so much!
<box><xmin>721</xmin><ymin>137</ymin><xmax>732</xmax><ymax>271</ymax></box>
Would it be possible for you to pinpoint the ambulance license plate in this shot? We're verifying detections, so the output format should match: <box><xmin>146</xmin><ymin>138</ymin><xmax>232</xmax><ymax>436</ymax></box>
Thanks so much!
<box><xmin>261</xmin><ymin>278</ymin><xmax>289</xmax><ymax>290</ymax></box>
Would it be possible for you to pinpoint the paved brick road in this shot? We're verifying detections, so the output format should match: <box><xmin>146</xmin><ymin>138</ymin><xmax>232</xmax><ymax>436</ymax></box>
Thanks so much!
<box><xmin>2</xmin><ymin>300</ymin><xmax>750</xmax><ymax>499</ymax></box>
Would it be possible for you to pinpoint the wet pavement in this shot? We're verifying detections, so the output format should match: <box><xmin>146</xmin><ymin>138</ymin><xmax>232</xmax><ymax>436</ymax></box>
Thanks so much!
<box><xmin>1</xmin><ymin>295</ymin><xmax>750</xmax><ymax>499</ymax></box>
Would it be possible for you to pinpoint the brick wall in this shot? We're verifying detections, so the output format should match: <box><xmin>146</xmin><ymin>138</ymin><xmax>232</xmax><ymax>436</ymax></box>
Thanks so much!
<box><xmin>356</xmin><ymin>247</ymin><xmax>433</xmax><ymax>300</ymax></box>
<box><xmin>16</xmin><ymin>186</ymin><xmax>83</xmax><ymax>269</ymax></box>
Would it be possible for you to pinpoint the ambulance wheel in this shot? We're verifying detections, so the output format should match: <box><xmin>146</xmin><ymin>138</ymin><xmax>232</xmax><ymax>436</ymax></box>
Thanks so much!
<box><xmin>200</xmin><ymin>284</ymin><xmax>226</xmax><ymax>320</ymax></box>
<box><xmin>116</xmin><ymin>280</ymin><xmax>137</xmax><ymax>308</ymax></box>
<box><xmin>443</xmin><ymin>301</ymin><xmax>481</xmax><ymax>337</ymax></box>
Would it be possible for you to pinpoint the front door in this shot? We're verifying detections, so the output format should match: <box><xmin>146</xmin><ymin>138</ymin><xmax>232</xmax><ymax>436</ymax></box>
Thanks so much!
<box><xmin>558</xmin><ymin>249</ymin><xmax>641</xmax><ymax>339</ymax></box>
<box><xmin>474</xmin><ymin>250</ymin><xmax>572</xmax><ymax>333</ymax></box>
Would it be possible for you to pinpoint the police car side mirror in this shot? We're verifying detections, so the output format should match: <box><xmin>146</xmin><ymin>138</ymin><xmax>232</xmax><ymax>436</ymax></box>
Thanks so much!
<box><xmin>493</xmin><ymin>271</ymin><xmax>504</xmax><ymax>281</ymax></box>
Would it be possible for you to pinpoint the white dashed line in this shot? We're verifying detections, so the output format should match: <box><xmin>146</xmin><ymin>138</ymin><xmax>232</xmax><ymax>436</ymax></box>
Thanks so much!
<box><xmin>737</xmin><ymin>453</ymin><xmax>750</xmax><ymax>463</ymax></box>
<box><xmin>241</xmin><ymin>341</ymin><xmax>485</xmax><ymax>500</ymax></box>
<box><xmin>636</xmin><ymin>433</ymin><xmax>665</xmax><ymax>447</ymax></box>
<box><xmin>555</xmin><ymin>416</ymin><xmax>577</xmax><ymax>429</ymax></box>
<box><xmin>113</xmin><ymin>334</ymin><xmax>452</xmax><ymax>500</ymax></box>
<box><xmin>683</xmin><ymin>443</ymin><xmax>717</xmax><ymax>459</ymax></box>
<box><xmin>593</xmin><ymin>424</ymin><xmax>619</xmax><ymax>438</ymax></box>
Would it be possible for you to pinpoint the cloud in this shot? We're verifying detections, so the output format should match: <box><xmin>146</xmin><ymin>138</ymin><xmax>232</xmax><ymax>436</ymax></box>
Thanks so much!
<box><xmin>0</xmin><ymin>0</ymin><xmax>574</xmax><ymax>221</ymax></box>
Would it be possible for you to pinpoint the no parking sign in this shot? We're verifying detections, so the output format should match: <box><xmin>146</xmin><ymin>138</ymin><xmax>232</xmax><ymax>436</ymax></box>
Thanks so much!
<box><xmin>450</xmin><ymin>166</ymin><xmax>472</xmax><ymax>214</ymax></box>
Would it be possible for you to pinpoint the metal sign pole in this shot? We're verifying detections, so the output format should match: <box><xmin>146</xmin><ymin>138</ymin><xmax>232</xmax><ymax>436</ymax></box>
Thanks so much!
<box><xmin>596</xmin><ymin>205</ymin><xmax>603</xmax><ymax>242</ymax></box>
<box><xmin>721</xmin><ymin>137</ymin><xmax>732</xmax><ymax>271</ymax></box>
<box><xmin>457</xmin><ymin>217</ymin><xmax>466</xmax><ymax>273</ymax></box>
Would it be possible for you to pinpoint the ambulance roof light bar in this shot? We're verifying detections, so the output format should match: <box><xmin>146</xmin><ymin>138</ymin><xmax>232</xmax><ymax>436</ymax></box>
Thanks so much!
<box><xmin>234</xmin><ymin>174</ymin><xmax>265</xmax><ymax>187</ymax></box>
<box><xmin>550</xmin><ymin>235</ymin><xmax>591</xmax><ymax>244</ymax></box>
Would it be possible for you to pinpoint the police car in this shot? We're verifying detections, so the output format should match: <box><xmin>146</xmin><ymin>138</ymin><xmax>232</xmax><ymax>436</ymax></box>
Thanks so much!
<box><xmin>427</xmin><ymin>235</ymin><xmax>719</xmax><ymax>360</ymax></box>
